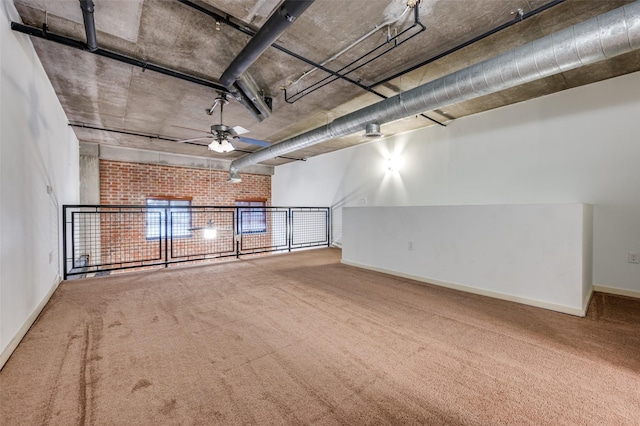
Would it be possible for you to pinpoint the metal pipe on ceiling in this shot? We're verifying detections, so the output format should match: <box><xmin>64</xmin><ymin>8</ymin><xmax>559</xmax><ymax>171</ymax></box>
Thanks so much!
<box><xmin>79</xmin><ymin>0</ymin><xmax>98</xmax><ymax>52</ymax></box>
<box><xmin>219</xmin><ymin>0</ymin><xmax>315</xmax><ymax>88</ymax></box>
<box><xmin>68</xmin><ymin>122</ymin><xmax>306</xmax><ymax>161</ymax></box>
<box><xmin>176</xmin><ymin>0</ymin><xmax>439</xmax><ymax>126</ymax></box>
<box><xmin>284</xmin><ymin>4</ymin><xmax>426</xmax><ymax>105</ymax></box>
<box><xmin>287</xmin><ymin>4</ymin><xmax>413</xmax><ymax>88</ymax></box>
<box><xmin>228</xmin><ymin>1</ymin><xmax>640</xmax><ymax>180</ymax></box>
<box><xmin>368</xmin><ymin>0</ymin><xmax>567</xmax><ymax>90</ymax></box>
<box><xmin>179</xmin><ymin>0</ymin><xmax>563</xmax><ymax>128</ymax></box>
<box><xmin>10</xmin><ymin>22</ymin><xmax>228</xmax><ymax>93</ymax></box>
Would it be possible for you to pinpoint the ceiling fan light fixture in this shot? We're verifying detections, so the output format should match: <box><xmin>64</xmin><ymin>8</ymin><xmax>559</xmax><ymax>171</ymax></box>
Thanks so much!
<box><xmin>208</xmin><ymin>138</ymin><xmax>235</xmax><ymax>153</ymax></box>
<box><xmin>203</xmin><ymin>226</ymin><xmax>217</xmax><ymax>239</ymax></box>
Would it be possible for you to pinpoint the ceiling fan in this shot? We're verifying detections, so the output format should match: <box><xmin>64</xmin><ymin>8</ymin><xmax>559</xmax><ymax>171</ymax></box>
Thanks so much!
<box><xmin>177</xmin><ymin>93</ymin><xmax>270</xmax><ymax>153</ymax></box>
<box><xmin>189</xmin><ymin>218</ymin><xmax>217</xmax><ymax>238</ymax></box>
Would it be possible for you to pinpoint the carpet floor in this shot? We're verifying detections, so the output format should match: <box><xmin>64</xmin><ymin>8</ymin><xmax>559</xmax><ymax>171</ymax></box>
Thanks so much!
<box><xmin>1</xmin><ymin>248</ymin><xmax>639</xmax><ymax>425</ymax></box>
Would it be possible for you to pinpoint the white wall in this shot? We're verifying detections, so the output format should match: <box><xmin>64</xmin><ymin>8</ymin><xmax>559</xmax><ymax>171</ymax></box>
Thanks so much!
<box><xmin>1</xmin><ymin>2</ymin><xmax>79</xmax><ymax>367</ymax></box>
<box><xmin>273</xmin><ymin>71</ymin><xmax>640</xmax><ymax>296</ymax></box>
<box><xmin>343</xmin><ymin>204</ymin><xmax>593</xmax><ymax>315</ymax></box>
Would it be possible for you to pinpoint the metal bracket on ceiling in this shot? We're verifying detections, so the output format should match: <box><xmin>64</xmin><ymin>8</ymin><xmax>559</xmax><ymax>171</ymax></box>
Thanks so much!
<box><xmin>206</xmin><ymin>94</ymin><xmax>229</xmax><ymax>115</ymax></box>
<box><xmin>512</xmin><ymin>8</ymin><xmax>525</xmax><ymax>21</ymax></box>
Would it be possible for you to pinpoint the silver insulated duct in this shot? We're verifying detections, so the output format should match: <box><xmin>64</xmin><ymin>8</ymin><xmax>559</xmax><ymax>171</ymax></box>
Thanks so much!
<box><xmin>229</xmin><ymin>1</ymin><xmax>640</xmax><ymax>179</ymax></box>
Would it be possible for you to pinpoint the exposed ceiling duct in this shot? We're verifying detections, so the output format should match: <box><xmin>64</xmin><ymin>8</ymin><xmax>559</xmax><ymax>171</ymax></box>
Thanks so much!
<box><xmin>229</xmin><ymin>1</ymin><xmax>640</xmax><ymax>180</ymax></box>
<box><xmin>79</xmin><ymin>0</ymin><xmax>98</xmax><ymax>52</ymax></box>
<box><xmin>219</xmin><ymin>0</ymin><xmax>316</xmax><ymax>88</ymax></box>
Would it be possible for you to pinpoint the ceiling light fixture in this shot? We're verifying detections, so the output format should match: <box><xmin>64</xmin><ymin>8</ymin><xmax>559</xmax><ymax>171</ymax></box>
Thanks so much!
<box><xmin>208</xmin><ymin>138</ymin><xmax>235</xmax><ymax>153</ymax></box>
<box><xmin>203</xmin><ymin>219</ymin><xmax>217</xmax><ymax>239</ymax></box>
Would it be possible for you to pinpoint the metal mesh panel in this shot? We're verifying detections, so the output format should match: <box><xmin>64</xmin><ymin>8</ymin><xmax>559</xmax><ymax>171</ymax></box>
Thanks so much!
<box><xmin>170</xmin><ymin>209</ymin><xmax>235</xmax><ymax>258</ymax></box>
<box><xmin>72</xmin><ymin>208</ymin><xmax>161</xmax><ymax>269</ymax></box>
<box><xmin>240</xmin><ymin>209</ymin><xmax>288</xmax><ymax>252</ymax></box>
<box><xmin>291</xmin><ymin>209</ymin><xmax>329</xmax><ymax>247</ymax></box>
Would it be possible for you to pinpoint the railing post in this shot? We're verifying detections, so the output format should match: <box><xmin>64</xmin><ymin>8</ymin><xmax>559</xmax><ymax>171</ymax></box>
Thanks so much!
<box><xmin>288</xmin><ymin>208</ymin><xmax>292</xmax><ymax>252</ymax></box>
<box><xmin>235</xmin><ymin>207</ymin><xmax>240</xmax><ymax>259</ymax></box>
<box><xmin>326</xmin><ymin>208</ymin><xmax>330</xmax><ymax>247</ymax></box>
<box><xmin>71</xmin><ymin>211</ymin><xmax>77</xmax><ymax>275</ymax></box>
<box><xmin>164</xmin><ymin>206</ymin><xmax>169</xmax><ymax>268</ymax></box>
<box><xmin>63</xmin><ymin>206</ymin><xmax>68</xmax><ymax>280</ymax></box>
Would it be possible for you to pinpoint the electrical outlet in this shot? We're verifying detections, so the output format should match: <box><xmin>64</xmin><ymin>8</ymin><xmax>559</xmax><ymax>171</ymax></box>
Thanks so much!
<box><xmin>408</xmin><ymin>241</ymin><xmax>414</xmax><ymax>251</ymax></box>
<box><xmin>629</xmin><ymin>252</ymin><xmax>640</xmax><ymax>264</ymax></box>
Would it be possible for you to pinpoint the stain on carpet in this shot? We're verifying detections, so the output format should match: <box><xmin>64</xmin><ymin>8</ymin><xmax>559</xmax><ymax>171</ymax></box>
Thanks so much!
<box><xmin>132</xmin><ymin>379</ymin><xmax>152</xmax><ymax>393</ymax></box>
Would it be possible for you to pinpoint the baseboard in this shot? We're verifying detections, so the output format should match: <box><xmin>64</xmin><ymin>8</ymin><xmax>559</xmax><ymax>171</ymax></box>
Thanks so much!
<box><xmin>341</xmin><ymin>260</ymin><xmax>587</xmax><ymax>317</ymax></box>
<box><xmin>582</xmin><ymin>285</ymin><xmax>594</xmax><ymax>314</ymax></box>
<box><xmin>0</xmin><ymin>275</ymin><xmax>62</xmax><ymax>370</ymax></box>
<box><xmin>593</xmin><ymin>285</ymin><xmax>640</xmax><ymax>299</ymax></box>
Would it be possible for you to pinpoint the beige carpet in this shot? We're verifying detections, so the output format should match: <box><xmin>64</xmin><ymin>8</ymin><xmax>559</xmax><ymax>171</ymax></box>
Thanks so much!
<box><xmin>1</xmin><ymin>248</ymin><xmax>639</xmax><ymax>425</ymax></box>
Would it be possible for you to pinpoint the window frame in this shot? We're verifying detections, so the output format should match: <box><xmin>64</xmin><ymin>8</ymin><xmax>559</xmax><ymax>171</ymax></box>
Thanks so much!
<box><xmin>235</xmin><ymin>198</ymin><xmax>267</xmax><ymax>235</ymax></box>
<box><xmin>145</xmin><ymin>196</ymin><xmax>193</xmax><ymax>240</ymax></box>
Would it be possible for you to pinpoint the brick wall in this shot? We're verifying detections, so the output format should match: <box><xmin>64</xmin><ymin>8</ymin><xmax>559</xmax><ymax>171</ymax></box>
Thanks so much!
<box><xmin>99</xmin><ymin>160</ymin><xmax>271</xmax><ymax>205</ymax></box>
<box><xmin>93</xmin><ymin>160</ymin><xmax>272</xmax><ymax>269</ymax></box>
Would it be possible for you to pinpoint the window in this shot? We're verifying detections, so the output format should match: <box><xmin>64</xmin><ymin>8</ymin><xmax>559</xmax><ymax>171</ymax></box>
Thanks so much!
<box><xmin>236</xmin><ymin>199</ymin><xmax>267</xmax><ymax>234</ymax></box>
<box><xmin>146</xmin><ymin>197</ymin><xmax>192</xmax><ymax>239</ymax></box>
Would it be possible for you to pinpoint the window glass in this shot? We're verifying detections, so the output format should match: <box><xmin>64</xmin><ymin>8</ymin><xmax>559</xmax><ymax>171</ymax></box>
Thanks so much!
<box><xmin>236</xmin><ymin>200</ymin><xmax>267</xmax><ymax>234</ymax></box>
<box><xmin>146</xmin><ymin>198</ymin><xmax>192</xmax><ymax>239</ymax></box>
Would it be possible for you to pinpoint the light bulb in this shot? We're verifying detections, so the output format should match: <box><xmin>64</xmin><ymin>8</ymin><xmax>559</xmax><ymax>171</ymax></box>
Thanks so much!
<box><xmin>208</xmin><ymin>139</ymin><xmax>235</xmax><ymax>153</ymax></box>
<box><xmin>203</xmin><ymin>227</ymin><xmax>217</xmax><ymax>239</ymax></box>
<box><xmin>387</xmin><ymin>156</ymin><xmax>403</xmax><ymax>172</ymax></box>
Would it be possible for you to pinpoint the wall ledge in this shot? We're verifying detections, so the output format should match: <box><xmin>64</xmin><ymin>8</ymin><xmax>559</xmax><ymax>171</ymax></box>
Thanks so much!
<box><xmin>81</xmin><ymin>142</ymin><xmax>275</xmax><ymax>176</ymax></box>
<box><xmin>341</xmin><ymin>260</ymin><xmax>588</xmax><ymax>317</ymax></box>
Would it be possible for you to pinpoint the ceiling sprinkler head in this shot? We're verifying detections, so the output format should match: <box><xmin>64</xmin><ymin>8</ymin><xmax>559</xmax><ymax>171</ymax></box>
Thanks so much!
<box><xmin>364</xmin><ymin>123</ymin><xmax>383</xmax><ymax>138</ymax></box>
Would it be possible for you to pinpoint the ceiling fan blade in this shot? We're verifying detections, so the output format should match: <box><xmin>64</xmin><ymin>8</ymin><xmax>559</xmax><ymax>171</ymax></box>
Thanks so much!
<box><xmin>230</xmin><ymin>126</ymin><xmax>249</xmax><ymax>136</ymax></box>
<box><xmin>236</xmin><ymin>136</ymin><xmax>270</xmax><ymax>147</ymax></box>
<box><xmin>176</xmin><ymin>136</ymin><xmax>211</xmax><ymax>143</ymax></box>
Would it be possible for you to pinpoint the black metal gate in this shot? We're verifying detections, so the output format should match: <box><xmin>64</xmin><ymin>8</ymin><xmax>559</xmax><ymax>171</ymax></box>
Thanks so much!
<box><xmin>63</xmin><ymin>205</ymin><xmax>330</xmax><ymax>278</ymax></box>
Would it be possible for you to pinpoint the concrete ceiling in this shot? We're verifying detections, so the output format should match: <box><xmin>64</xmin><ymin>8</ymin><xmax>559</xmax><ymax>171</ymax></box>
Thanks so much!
<box><xmin>12</xmin><ymin>0</ymin><xmax>640</xmax><ymax>168</ymax></box>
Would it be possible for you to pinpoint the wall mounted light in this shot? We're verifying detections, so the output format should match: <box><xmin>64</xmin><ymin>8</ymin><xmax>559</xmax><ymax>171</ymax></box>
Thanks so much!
<box><xmin>387</xmin><ymin>156</ymin><xmax>403</xmax><ymax>172</ymax></box>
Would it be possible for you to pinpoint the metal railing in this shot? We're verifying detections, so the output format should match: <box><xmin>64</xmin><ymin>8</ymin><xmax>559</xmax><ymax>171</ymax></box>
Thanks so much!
<box><xmin>63</xmin><ymin>205</ymin><xmax>330</xmax><ymax>279</ymax></box>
